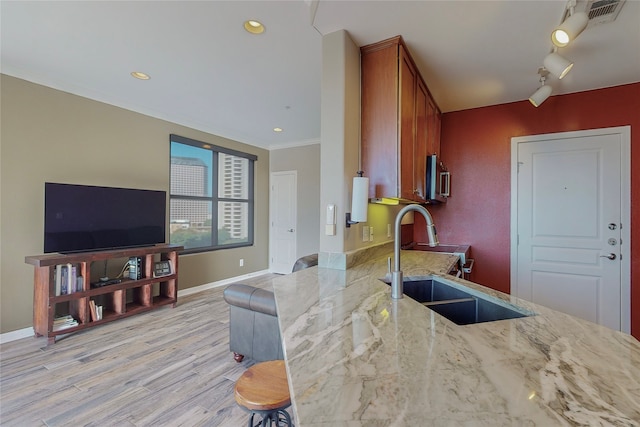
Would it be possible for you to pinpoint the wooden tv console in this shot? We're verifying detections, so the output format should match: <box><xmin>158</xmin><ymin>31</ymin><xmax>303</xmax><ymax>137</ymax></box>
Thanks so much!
<box><xmin>25</xmin><ymin>244</ymin><xmax>183</xmax><ymax>345</ymax></box>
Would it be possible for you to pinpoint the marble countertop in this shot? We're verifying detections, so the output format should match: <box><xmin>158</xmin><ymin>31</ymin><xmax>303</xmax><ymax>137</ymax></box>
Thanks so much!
<box><xmin>272</xmin><ymin>250</ymin><xmax>640</xmax><ymax>426</ymax></box>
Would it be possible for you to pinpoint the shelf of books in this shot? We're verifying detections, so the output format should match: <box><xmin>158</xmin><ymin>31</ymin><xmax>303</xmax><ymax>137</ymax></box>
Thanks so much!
<box><xmin>25</xmin><ymin>244</ymin><xmax>183</xmax><ymax>345</ymax></box>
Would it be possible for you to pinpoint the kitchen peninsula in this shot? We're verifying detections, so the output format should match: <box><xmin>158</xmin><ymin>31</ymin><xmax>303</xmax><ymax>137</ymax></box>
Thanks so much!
<box><xmin>272</xmin><ymin>248</ymin><xmax>640</xmax><ymax>425</ymax></box>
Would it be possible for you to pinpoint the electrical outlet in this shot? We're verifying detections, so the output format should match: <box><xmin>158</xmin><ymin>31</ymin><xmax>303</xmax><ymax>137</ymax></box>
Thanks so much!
<box><xmin>370</xmin><ymin>227</ymin><xmax>374</xmax><ymax>241</ymax></box>
<box><xmin>239</xmin><ymin>259</ymin><xmax>244</xmax><ymax>267</ymax></box>
<box><xmin>362</xmin><ymin>226</ymin><xmax>370</xmax><ymax>242</ymax></box>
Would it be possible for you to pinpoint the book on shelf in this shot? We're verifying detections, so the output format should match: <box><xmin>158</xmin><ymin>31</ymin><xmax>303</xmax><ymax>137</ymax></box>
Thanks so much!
<box><xmin>89</xmin><ymin>300</ymin><xmax>98</xmax><ymax>321</ymax></box>
<box><xmin>53</xmin><ymin>314</ymin><xmax>74</xmax><ymax>323</ymax></box>
<box><xmin>55</xmin><ymin>265</ymin><xmax>62</xmax><ymax>296</ymax></box>
<box><xmin>60</xmin><ymin>265</ymin><xmax>68</xmax><ymax>295</ymax></box>
<box><xmin>54</xmin><ymin>263</ymin><xmax>81</xmax><ymax>295</ymax></box>
<box><xmin>89</xmin><ymin>300</ymin><xmax>104</xmax><ymax>321</ymax></box>
<box><xmin>52</xmin><ymin>314</ymin><xmax>78</xmax><ymax>331</ymax></box>
<box><xmin>68</xmin><ymin>263</ymin><xmax>76</xmax><ymax>293</ymax></box>
<box><xmin>76</xmin><ymin>276</ymin><xmax>84</xmax><ymax>292</ymax></box>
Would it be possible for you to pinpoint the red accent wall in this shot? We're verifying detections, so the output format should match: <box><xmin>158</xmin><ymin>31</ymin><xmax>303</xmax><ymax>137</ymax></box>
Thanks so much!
<box><xmin>413</xmin><ymin>82</ymin><xmax>640</xmax><ymax>339</ymax></box>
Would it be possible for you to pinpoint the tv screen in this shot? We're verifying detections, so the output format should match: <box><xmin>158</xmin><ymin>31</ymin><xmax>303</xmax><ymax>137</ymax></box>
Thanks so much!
<box><xmin>44</xmin><ymin>182</ymin><xmax>167</xmax><ymax>253</ymax></box>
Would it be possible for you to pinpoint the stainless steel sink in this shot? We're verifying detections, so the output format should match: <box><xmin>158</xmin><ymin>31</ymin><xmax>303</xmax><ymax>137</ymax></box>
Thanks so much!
<box><xmin>382</xmin><ymin>276</ymin><xmax>534</xmax><ymax>325</ymax></box>
<box><xmin>395</xmin><ymin>278</ymin><xmax>471</xmax><ymax>302</ymax></box>
<box><xmin>425</xmin><ymin>297</ymin><xmax>532</xmax><ymax>325</ymax></box>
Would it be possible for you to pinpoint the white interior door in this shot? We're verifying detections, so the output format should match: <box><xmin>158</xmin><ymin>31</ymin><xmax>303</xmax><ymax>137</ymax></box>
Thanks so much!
<box><xmin>511</xmin><ymin>127</ymin><xmax>630</xmax><ymax>332</ymax></box>
<box><xmin>270</xmin><ymin>171</ymin><xmax>297</xmax><ymax>274</ymax></box>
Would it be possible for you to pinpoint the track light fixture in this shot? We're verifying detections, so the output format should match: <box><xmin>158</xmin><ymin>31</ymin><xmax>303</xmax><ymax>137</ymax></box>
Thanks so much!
<box><xmin>551</xmin><ymin>2</ymin><xmax>589</xmax><ymax>48</ymax></box>
<box><xmin>543</xmin><ymin>51</ymin><xmax>574</xmax><ymax>79</ymax></box>
<box><xmin>529</xmin><ymin>68</ymin><xmax>552</xmax><ymax>107</ymax></box>
<box><xmin>529</xmin><ymin>0</ymin><xmax>589</xmax><ymax>107</ymax></box>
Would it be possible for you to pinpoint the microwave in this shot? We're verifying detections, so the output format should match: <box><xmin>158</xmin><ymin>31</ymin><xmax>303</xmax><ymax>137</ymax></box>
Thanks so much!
<box><xmin>426</xmin><ymin>154</ymin><xmax>450</xmax><ymax>203</ymax></box>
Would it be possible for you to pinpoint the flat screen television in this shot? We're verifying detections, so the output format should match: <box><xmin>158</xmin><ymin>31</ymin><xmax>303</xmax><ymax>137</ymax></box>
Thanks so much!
<box><xmin>44</xmin><ymin>182</ymin><xmax>167</xmax><ymax>253</ymax></box>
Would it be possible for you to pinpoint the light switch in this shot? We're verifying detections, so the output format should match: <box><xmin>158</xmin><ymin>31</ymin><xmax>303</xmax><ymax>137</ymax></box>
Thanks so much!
<box><xmin>326</xmin><ymin>224</ymin><xmax>336</xmax><ymax>236</ymax></box>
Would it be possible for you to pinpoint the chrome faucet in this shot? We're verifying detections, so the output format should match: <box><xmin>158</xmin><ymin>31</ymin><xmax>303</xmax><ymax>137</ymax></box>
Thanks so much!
<box><xmin>391</xmin><ymin>204</ymin><xmax>438</xmax><ymax>299</ymax></box>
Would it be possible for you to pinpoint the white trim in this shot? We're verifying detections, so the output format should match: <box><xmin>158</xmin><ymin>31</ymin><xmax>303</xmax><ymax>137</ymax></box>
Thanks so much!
<box><xmin>0</xmin><ymin>269</ymin><xmax>272</xmax><ymax>344</ymax></box>
<box><xmin>268</xmin><ymin>139</ymin><xmax>320</xmax><ymax>151</ymax></box>
<box><xmin>177</xmin><ymin>269</ymin><xmax>272</xmax><ymax>297</ymax></box>
<box><xmin>0</xmin><ymin>327</ymin><xmax>35</xmax><ymax>344</ymax></box>
<box><xmin>510</xmin><ymin>126</ymin><xmax>631</xmax><ymax>333</ymax></box>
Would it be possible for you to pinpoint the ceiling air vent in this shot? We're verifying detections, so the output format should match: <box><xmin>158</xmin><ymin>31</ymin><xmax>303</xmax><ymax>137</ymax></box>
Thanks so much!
<box><xmin>562</xmin><ymin>0</ymin><xmax>626</xmax><ymax>27</ymax></box>
<box><xmin>585</xmin><ymin>0</ymin><xmax>626</xmax><ymax>25</ymax></box>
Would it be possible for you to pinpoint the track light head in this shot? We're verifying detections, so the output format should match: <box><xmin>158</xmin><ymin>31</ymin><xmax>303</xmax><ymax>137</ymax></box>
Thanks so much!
<box><xmin>529</xmin><ymin>68</ymin><xmax>552</xmax><ymax>107</ymax></box>
<box><xmin>551</xmin><ymin>11</ymin><xmax>589</xmax><ymax>47</ymax></box>
<box><xmin>543</xmin><ymin>52</ymin><xmax>574</xmax><ymax>79</ymax></box>
<box><xmin>529</xmin><ymin>84</ymin><xmax>552</xmax><ymax>107</ymax></box>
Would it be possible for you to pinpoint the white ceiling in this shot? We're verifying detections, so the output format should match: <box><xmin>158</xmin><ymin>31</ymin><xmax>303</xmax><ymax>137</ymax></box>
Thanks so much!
<box><xmin>2</xmin><ymin>1</ymin><xmax>639</xmax><ymax>150</ymax></box>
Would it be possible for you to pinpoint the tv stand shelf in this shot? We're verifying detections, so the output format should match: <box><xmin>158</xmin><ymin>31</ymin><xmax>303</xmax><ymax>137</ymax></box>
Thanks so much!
<box><xmin>25</xmin><ymin>244</ymin><xmax>183</xmax><ymax>345</ymax></box>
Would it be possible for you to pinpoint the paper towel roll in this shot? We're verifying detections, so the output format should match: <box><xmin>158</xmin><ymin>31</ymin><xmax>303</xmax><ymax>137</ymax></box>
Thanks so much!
<box><xmin>351</xmin><ymin>176</ymin><xmax>369</xmax><ymax>222</ymax></box>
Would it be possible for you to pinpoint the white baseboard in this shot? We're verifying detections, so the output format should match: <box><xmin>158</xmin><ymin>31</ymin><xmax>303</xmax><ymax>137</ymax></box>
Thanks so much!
<box><xmin>0</xmin><ymin>269</ymin><xmax>273</xmax><ymax>344</ymax></box>
<box><xmin>0</xmin><ymin>327</ymin><xmax>34</xmax><ymax>344</ymax></box>
<box><xmin>177</xmin><ymin>269</ymin><xmax>272</xmax><ymax>297</ymax></box>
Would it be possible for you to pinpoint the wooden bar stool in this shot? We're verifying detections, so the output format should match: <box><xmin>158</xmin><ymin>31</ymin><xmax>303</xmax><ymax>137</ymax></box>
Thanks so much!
<box><xmin>234</xmin><ymin>360</ymin><xmax>292</xmax><ymax>427</ymax></box>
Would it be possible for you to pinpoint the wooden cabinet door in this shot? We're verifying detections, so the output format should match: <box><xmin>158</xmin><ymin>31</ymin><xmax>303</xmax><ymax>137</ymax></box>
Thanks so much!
<box><xmin>414</xmin><ymin>78</ymin><xmax>428</xmax><ymax>202</ymax></box>
<box><xmin>399</xmin><ymin>46</ymin><xmax>416</xmax><ymax>201</ymax></box>
<box><xmin>427</xmin><ymin>95</ymin><xmax>441</xmax><ymax>157</ymax></box>
<box><xmin>434</xmin><ymin>102</ymin><xmax>441</xmax><ymax>157</ymax></box>
<box><xmin>361</xmin><ymin>42</ymin><xmax>400</xmax><ymax>199</ymax></box>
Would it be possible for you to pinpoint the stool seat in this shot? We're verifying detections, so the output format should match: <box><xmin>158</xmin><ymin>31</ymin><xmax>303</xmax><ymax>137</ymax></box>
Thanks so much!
<box><xmin>235</xmin><ymin>360</ymin><xmax>291</xmax><ymax>414</ymax></box>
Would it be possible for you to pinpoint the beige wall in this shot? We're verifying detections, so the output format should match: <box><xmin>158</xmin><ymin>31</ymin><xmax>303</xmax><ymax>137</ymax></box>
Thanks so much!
<box><xmin>0</xmin><ymin>74</ymin><xmax>270</xmax><ymax>333</ymax></box>
<box><xmin>319</xmin><ymin>30</ymin><xmax>362</xmax><ymax>255</ymax></box>
<box><xmin>270</xmin><ymin>143</ymin><xmax>321</xmax><ymax>258</ymax></box>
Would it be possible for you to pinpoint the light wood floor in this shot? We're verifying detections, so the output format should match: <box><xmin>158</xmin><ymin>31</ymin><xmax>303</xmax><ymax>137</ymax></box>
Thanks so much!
<box><xmin>0</xmin><ymin>274</ymin><xmax>282</xmax><ymax>427</ymax></box>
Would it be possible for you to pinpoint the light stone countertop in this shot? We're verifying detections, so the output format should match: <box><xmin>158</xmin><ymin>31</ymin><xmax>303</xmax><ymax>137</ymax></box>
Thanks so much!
<box><xmin>272</xmin><ymin>250</ymin><xmax>640</xmax><ymax>426</ymax></box>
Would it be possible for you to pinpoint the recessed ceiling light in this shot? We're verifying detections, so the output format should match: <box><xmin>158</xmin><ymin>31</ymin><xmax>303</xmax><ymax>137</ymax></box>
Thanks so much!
<box><xmin>273</xmin><ymin>127</ymin><xmax>283</xmax><ymax>132</ymax></box>
<box><xmin>131</xmin><ymin>71</ymin><xmax>150</xmax><ymax>80</ymax></box>
<box><xmin>244</xmin><ymin>20</ymin><xmax>265</xmax><ymax>34</ymax></box>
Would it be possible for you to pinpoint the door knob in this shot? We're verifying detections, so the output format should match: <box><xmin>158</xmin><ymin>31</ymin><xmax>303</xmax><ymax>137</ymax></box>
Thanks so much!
<box><xmin>287</xmin><ymin>229</ymin><xmax>294</xmax><ymax>232</ymax></box>
<box><xmin>600</xmin><ymin>253</ymin><xmax>616</xmax><ymax>260</ymax></box>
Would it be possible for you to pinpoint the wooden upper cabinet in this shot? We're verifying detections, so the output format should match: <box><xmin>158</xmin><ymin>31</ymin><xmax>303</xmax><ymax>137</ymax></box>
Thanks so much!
<box><xmin>399</xmin><ymin>47</ymin><xmax>417</xmax><ymax>201</ymax></box>
<box><xmin>361</xmin><ymin>35</ymin><xmax>441</xmax><ymax>203</ymax></box>
<box><xmin>414</xmin><ymin>78</ymin><xmax>428</xmax><ymax>202</ymax></box>
<box><xmin>360</xmin><ymin>38</ymin><xmax>401</xmax><ymax>200</ymax></box>
<box><xmin>426</xmin><ymin>95</ymin><xmax>442</xmax><ymax>157</ymax></box>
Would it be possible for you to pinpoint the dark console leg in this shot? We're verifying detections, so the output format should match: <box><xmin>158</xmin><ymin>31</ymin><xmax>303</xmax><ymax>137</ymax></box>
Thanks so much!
<box><xmin>233</xmin><ymin>352</ymin><xmax>245</xmax><ymax>363</ymax></box>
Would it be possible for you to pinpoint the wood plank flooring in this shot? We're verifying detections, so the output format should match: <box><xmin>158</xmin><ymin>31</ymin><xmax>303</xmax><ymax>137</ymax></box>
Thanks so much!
<box><xmin>0</xmin><ymin>274</ymin><xmax>282</xmax><ymax>427</ymax></box>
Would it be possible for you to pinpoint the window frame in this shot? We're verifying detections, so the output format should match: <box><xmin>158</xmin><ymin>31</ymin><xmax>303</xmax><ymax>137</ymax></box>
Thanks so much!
<box><xmin>169</xmin><ymin>134</ymin><xmax>257</xmax><ymax>254</ymax></box>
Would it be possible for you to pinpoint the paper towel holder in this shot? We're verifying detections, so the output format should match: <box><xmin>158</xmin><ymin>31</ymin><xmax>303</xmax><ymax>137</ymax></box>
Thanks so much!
<box><xmin>346</xmin><ymin>171</ymin><xmax>369</xmax><ymax>228</ymax></box>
